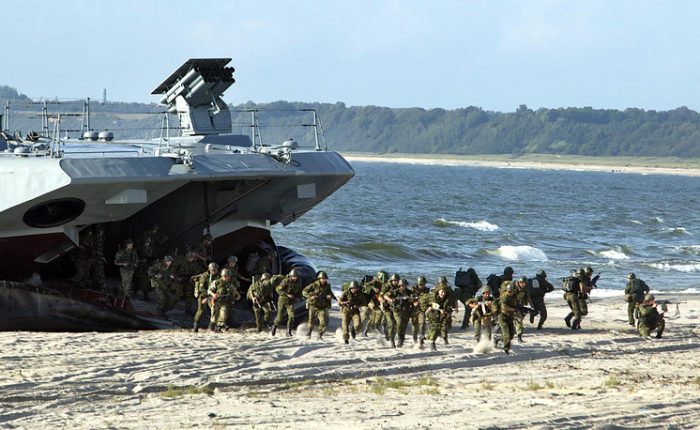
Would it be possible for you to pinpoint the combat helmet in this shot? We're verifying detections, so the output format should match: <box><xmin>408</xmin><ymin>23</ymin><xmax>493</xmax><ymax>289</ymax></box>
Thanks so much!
<box><xmin>398</xmin><ymin>278</ymin><xmax>409</xmax><ymax>287</ymax></box>
<box><xmin>482</xmin><ymin>286</ymin><xmax>492</xmax><ymax>294</ymax></box>
<box><xmin>316</xmin><ymin>271</ymin><xmax>329</xmax><ymax>280</ymax></box>
<box><xmin>349</xmin><ymin>280</ymin><xmax>360</xmax><ymax>290</ymax></box>
<box><xmin>517</xmin><ymin>276</ymin><xmax>528</xmax><ymax>284</ymax></box>
<box><xmin>644</xmin><ymin>293</ymin><xmax>655</xmax><ymax>302</ymax></box>
<box><xmin>289</xmin><ymin>268</ymin><xmax>300</xmax><ymax>278</ymax></box>
<box><xmin>627</xmin><ymin>272</ymin><xmax>636</xmax><ymax>280</ymax></box>
<box><xmin>228</xmin><ymin>255</ymin><xmax>238</xmax><ymax>264</ymax></box>
<box><xmin>163</xmin><ymin>255</ymin><xmax>174</xmax><ymax>262</ymax></box>
<box><xmin>389</xmin><ymin>273</ymin><xmax>401</xmax><ymax>282</ymax></box>
<box><xmin>536</xmin><ymin>269</ymin><xmax>547</xmax><ymax>278</ymax></box>
<box><xmin>438</xmin><ymin>276</ymin><xmax>448</xmax><ymax>285</ymax></box>
<box><xmin>376</xmin><ymin>271</ymin><xmax>388</xmax><ymax>282</ymax></box>
<box><xmin>504</xmin><ymin>266</ymin><xmax>514</xmax><ymax>275</ymax></box>
<box><xmin>585</xmin><ymin>266</ymin><xmax>593</xmax><ymax>275</ymax></box>
<box><xmin>221</xmin><ymin>268</ymin><xmax>232</xmax><ymax>277</ymax></box>
<box><xmin>208</xmin><ymin>262</ymin><xmax>219</xmax><ymax>272</ymax></box>
<box><xmin>260</xmin><ymin>272</ymin><xmax>271</xmax><ymax>280</ymax></box>
<box><xmin>502</xmin><ymin>281</ymin><xmax>514</xmax><ymax>293</ymax></box>
<box><xmin>416</xmin><ymin>276</ymin><xmax>427</xmax><ymax>286</ymax></box>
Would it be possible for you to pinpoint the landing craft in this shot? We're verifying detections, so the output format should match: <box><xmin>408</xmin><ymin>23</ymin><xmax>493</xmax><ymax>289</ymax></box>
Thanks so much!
<box><xmin>0</xmin><ymin>58</ymin><xmax>354</xmax><ymax>330</ymax></box>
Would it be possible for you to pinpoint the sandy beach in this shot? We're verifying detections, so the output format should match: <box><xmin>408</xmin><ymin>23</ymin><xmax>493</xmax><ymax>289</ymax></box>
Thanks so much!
<box><xmin>342</xmin><ymin>153</ymin><xmax>700</xmax><ymax>177</ymax></box>
<box><xmin>1</xmin><ymin>293</ymin><xmax>698</xmax><ymax>429</ymax></box>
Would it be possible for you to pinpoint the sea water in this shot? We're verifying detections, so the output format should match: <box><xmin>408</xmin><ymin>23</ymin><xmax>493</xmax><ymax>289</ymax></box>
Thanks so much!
<box><xmin>272</xmin><ymin>161</ymin><xmax>700</xmax><ymax>296</ymax></box>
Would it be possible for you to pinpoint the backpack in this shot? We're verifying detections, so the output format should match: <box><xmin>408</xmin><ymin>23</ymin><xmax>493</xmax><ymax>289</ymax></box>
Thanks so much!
<box><xmin>561</xmin><ymin>277</ymin><xmax>578</xmax><ymax>293</ymax></box>
<box><xmin>527</xmin><ymin>277</ymin><xmax>545</xmax><ymax>298</ymax></box>
<box><xmin>486</xmin><ymin>274</ymin><xmax>502</xmax><ymax>290</ymax></box>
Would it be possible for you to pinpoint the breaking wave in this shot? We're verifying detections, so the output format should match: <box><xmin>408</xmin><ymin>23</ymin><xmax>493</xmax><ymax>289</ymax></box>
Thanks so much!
<box><xmin>598</xmin><ymin>248</ymin><xmax>631</xmax><ymax>260</ymax></box>
<box><xmin>489</xmin><ymin>245</ymin><xmax>548</xmax><ymax>262</ymax></box>
<box><xmin>434</xmin><ymin>218</ymin><xmax>499</xmax><ymax>232</ymax></box>
<box><xmin>646</xmin><ymin>261</ymin><xmax>700</xmax><ymax>273</ymax></box>
<box><xmin>662</xmin><ymin>227</ymin><xmax>690</xmax><ymax>236</ymax></box>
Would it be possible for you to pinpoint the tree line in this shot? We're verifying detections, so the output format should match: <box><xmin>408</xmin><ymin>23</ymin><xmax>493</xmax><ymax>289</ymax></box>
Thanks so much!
<box><xmin>2</xmin><ymin>84</ymin><xmax>699</xmax><ymax>157</ymax></box>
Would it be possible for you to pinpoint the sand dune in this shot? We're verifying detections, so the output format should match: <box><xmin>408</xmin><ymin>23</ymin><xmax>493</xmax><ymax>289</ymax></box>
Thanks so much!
<box><xmin>1</xmin><ymin>295</ymin><xmax>699</xmax><ymax>429</ymax></box>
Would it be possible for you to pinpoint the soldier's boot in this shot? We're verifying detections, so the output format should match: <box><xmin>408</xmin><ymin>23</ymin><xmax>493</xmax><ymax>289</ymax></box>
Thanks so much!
<box><xmin>419</xmin><ymin>336</ymin><xmax>425</xmax><ymax>348</ymax></box>
<box><xmin>307</xmin><ymin>328</ymin><xmax>313</xmax><ymax>339</ymax></box>
<box><xmin>517</xmin><ymin>334</ymin><xmax>524</xmax><ymax>342</ymax></box>
<box><xmin>397</xmin><ymin>337</ymin><xmax>404</xmax><ymax>348</ymax></box>
<box><xmin>655</xmin><ymin>331</ymin><xmax>662</xmax><ymax>339</ymax></box>
<box><xmin>286</xmin><ymin>326</ymin><xmax>293</xmax><ymax>337</ymax></box>
<box><xmin>504</xmin><ymin>348</ymin><xmax>510</xmax><ymax>355</ymax></box>
<box><xmin>537</xmin><ymin>323</ymin><xmax>543</xmax><ymax>330</ymax></box>
<box><xmin>271</xmin><ymin>325</ymin><xmax>278</xmax><ymax>337</ymax></box>
<box><xmin>362</xmin><ymin>326</ymin><xmax>368</xmax><ymax>337</ymax></box>
<box><xmin>351</xmin><ymin>329</ymin><xmax>356</xmax><ymax>340</ymax></box>
<box><xmin>390</xmin><ymin>338</ymin><xmax>396</xmax><ymax>348</ymax></box>
<box><xmin>564</xmin><ymin>313</ymin><xmax>572</xmax><ymax>328</ymax></box>
<box><xmin>208</xmin><ymin>322</ymin><xmax>215</xmax><ymax>332</ymax></box>
<box><xmin>430</xmin><ymin>341</ymin><xmax>436</xmax><ymax>351</ymax></box>
<box><xmin>529</xmin><ymin>312</ymin><xmax>535</xmax><ymax>324</ymax></box>
<box><xmin>571</xmin><ymin>318</ymin><xmax>580</xmax><ymax>330</ymax></box>
<box><xmin>443</xmin><ymin>336</ymin><xmax>449</xmax><ymax>345</ymax></box>
<box><xmin>413</xmin><ymin>332</ymin><xmax>418</xmax><ymax>343</ymax></box>
<box><xmin>461</xmin><ymin>313</ymin><xmax>469</xmax><ymax>330</ymax></box>
<box><xmin>193</xmin><ymin>322</ymin><xmax>199</xmax><ymax>333</ymax></box>
<box><xmin>344</xmin><ymin>338</ymin><xmax>349</xmax><ymax>344</ymax></box>
<box><xmin>318</xmin><ymin>330</ymin><xmax>324</xmax><ymax>340</ymax></box>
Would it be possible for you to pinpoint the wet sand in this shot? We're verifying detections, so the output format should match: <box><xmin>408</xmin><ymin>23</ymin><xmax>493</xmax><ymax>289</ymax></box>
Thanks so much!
<box><xmin>1</xmin><ymin>294</ymin><xmax>699</xmax><ymax>429</ymax></box>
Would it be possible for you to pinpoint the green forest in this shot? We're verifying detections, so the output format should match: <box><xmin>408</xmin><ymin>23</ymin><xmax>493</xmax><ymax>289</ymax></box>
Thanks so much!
<box><xmin>3</xmin><ymin>84</ymin><xmax>700</xmax><ymax>157</ymax></box>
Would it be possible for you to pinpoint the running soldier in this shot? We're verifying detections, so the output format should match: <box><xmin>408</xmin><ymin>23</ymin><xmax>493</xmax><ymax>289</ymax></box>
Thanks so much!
<box><xmin>624</xmin><ymin>272</ymin><xmax>650</xmax><ymax>327</ymax></box>
<box><xmin>384</xmin><ymin>279</ymin><xmax>413</xmax><ymax>347</ymax></box>
<box><xmin>302</xmin><ymin>271</ymin><xmax>336</xmax><ymax>339</ymax></box>
<box><xmin>114</xmin><ymin>238</ymin><xmax>139</xmax><ymax>298</ymax></box>
<box><xmin>192</xmin><ymin>262</ymin><xmax>219</xmax><ymax>332</ymax></box>
<box><xmin>426</xmin><ymin>284</ymin><xmax>455</xmax><ymax>351</ymax></box>
<box><xmin>381</xmin><ymin>273</ymin><xmax>401</xmax><ymax>347</ymax></box>
<box><xmin>148</xmin><ymin>255</ymin><xmax>176</xmax><ymax>315</ymax></box>
<box><xmin>563</xmin><ymin>270</ymin><xmax>583</xmax><ymax>330</ymax></box>
<box><xmin>362</xmin><ymin>271</ymin><xmax>387</xmax><ymax>336</ymax></box>
<box><xmin>528</xmin><ymin>270</ymin><xmax>554</xmax><ymax>329</ymax></box>
<box><xmin>498</xmin><ymin>281</ymin><xmax>517</xmax><ymax>354</ymax></box>
<box><xmin>173</xmin><ymin>251</ymin><xmax>204</xmax><ymax>314</ymax></box>
<box><xmin>247</xmin><ymin>272</ymin><xmax>277</xmax><ymax>332</ymax></box>
<box><xmin>208</xmin><ymin>268</ymin><xmax>242</xmax><ymax>332</ymax></box>
<box><xmin>271</xmin><ymin>269</ymin><xmax>303</xmax><ymax>337</ymax></box>
<box><xmin>410</xmin><ymin>276</ymin><xmax>431</xmax><ymax>347</ymax></box>
<box><xmin>512</xmin><ymin>276</ymin><xmax>531</xmax><ymax>342</ymax></box>
<box><xmin>338</xmin><ymin>281</ymin><xmax>368</xmax><ymax>344</ymax></box>
<box><xmin>468</xmin><ymin>286</ymin><xmax>496</xmax><ymax>342</ymax></box>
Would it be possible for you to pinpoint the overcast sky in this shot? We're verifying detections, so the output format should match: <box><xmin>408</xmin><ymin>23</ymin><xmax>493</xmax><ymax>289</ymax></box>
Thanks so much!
<box><xmin>4</xmin><ymin>0</ymin><xmax>700</xmax><ymax>112</ymax></box>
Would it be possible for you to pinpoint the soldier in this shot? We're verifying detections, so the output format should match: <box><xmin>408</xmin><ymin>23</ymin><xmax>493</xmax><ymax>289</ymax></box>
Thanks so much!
<box><xmin>74</xmin><ymin>225</ymin><xmax>105</xmax><ymax>291</ymax></box>
<box><xmin>247</xmin><ymin>272</ymin><xmax>277</xmax><ymax>332</ymax></box>
<box><xmin>381</xmin><ymin>273</ymin><xmax>401</xmax><ymax>346</ymax></box>
<box><xmin>193</xmin><ymin>233</ymin><xmax>214</xmax><ymax>264</ymax></box>
<box><xmin>224</xmin><ymin>255</ymin><xmax>251</xmax><ymax>284</ymax></box>
<box><xmin>362</xmin><ymin>270</ymin><xmax>387</xmax><ymax>336</ymax></box>
<box><xmin>435</xmin><ymin>276</ymin><xmax>458</xmax><ymax>332</ymax></box>
<box><xmin>192</xmin><ymin>262</ymin><xmax>219</xmax><ymax>332</ymax></box>
<box><xmin>135</xmin><ymin>226</ymin><xmax>161</xmax><ymax>301</ymax></box>
<box><xmin>426</xmin><ymin>284</ymin><xmax>455</xmax><ymax>351</ymax></box>
<box><xmin>487</xmin><ymin>266</ymin><xmax>514</xmax><ymax>297</ymax></box>
<box><xmin>271</xmin><ymin>268</ymin><xmax>304</xmax><ymax>337</ymax></box>
<box><xmin>624</xmin><ymin>272</ymin><xmax>650</xmax><ymax>327</ymax></box>
<box><xmin>338</xmin><ymin>281</ymin><xmax>368</xmax><ymax>344</ymax></box>
<box><xmin>302</xmin><ymin>271</ymin><xmax>336</xmax><ymax>339</ymax></box>
<box><xmin>173</xmin><ymin>251</ymin><xmax>204</xmax><ymax>314</ymax></box>
<box><xmin>208</xmin><ymin>268</ymin><xmax>242</xmax><ymax>332</ymax></box>
<box><xmin>528</xmin><ymin>270</ymin><xmax>555</xmax><ymax>329</ymax></box>
<box><xmin>113</xmin><ymin>238</ymin><xmax>139</xmax><ymax>298</ymax></box>
<box><xmin>563</xmin><ymin>270</ymin><xmax>583</xmax><ymax>330</ymax></box>
<box><xmin>468</xmin><ymin>286</ymin><xmax>495</xmax><ymax>342</ymax></box>
<box><xmin>252</xmin><ymin>250</ymin><xmax>275</xmax><ymax>279</ymax></box>
<box><xmin>577</xmin><ymin>267</ymin><xmax>592</xmax><ymax>319</ymax></box>
<box><xmin>512</xmin><ymin>276</ymin><xmax>531</xmax><ymax>342</ymax></box>
<box><xmin>148</xmin><ymin>255</ymin><xmax>176</xmax><ymax>315</ymax></box>
<box><xmin>410</xmin><ymin>276</ymin><xmax>431</xmax><ymax>347</ymax></box>
<box><xmin>91</xmin><ymin>224</ymin><xmax>107</xmax><ymax>292</ymax></box>
<box><xmin>498</xmin><ymin>281</ymin><xmax>517</xmax><ymax>354</ymax></box>
<box><xmin>384</xmin><ymin>278</ymin><xmax>413</xmax><ymax>347</ymax></box>
<box><xmin>638</xmin><ymin>294</ymin><xmax>665</xmax><ymax>339</ymax></box>
<box><xmin>454</xmin><ymin>268</ymin><xmax>482</xmax><ymax>329</ymax></box>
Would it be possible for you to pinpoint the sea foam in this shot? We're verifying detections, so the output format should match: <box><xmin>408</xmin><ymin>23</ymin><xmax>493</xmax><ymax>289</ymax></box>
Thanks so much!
<box><xmin>599</xmin><ymin>249</ymin><xmax>630</xmax><ymax>260</ymax></box>
<box><xmin>436</xmin><ymin>218</ymin><xmax>499</xmax><ymax>231</ymax></box>
<box><xmin>492</xmin><ymin>245</ymin><xmax>548</xmax><ymax>262</ymax></box>
<box><xmin>647</xmin><ymin>261</ymin><xmax>700</xmax><ymax>273</ymax></box>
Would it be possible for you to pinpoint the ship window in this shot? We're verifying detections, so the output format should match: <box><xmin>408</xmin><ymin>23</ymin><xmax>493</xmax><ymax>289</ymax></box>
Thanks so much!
<box><xmin>23</xmin><ymin>198</ymin><xmax>86</xmax><ymax>228</ymax></box>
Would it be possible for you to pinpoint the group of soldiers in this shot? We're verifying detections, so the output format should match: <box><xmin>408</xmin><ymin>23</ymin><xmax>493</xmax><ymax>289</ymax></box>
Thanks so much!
<box><xmin>79</xmin><ymin>227</ymin><xmax>668</xmax><ymax>350</ymax></box>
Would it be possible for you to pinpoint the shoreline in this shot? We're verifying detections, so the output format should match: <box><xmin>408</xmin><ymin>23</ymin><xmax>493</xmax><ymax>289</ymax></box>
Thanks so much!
<box><xmin>342</xmin><ymin>152</ymin><xmax>700</xmax><ymax>177</ymax></box>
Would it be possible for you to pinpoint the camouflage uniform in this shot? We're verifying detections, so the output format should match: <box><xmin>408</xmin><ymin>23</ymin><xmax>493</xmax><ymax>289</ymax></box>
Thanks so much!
<box><xmin>173</xmin><ymin>253</ymin><xmax>204</xmax><ymax>314</ymax></box>
<box><xmin>469</xmin><ymin>290</ymin><xmax>495</xmax><ymax>342</ymax></box>
<box><xmin>148</xmin><ymin>257</ymin><xmax>176</xmax><ymax>314</ymax></box>
<box><xmin>512</xmin><ymin>279</ymin><xmax>531</xmax><ymax>341</ymax></box>
<box><xmin>209</xmin><ymin>273</ymin><xmax>241</xmax><ymax>331</ymax></box>
<box><xmin>248</xmin><ymin>274</ymin><xmax>280</xmax><ymax>332</ymax></box>
<box><xmin>498</xmin><ymin>285</ymin><xmax>517</xmax><ymax>354</ymax></box>
<box><xmin>192</xmin><ymin>267</ymin><xmax>218</xmax><ymax>331</ymax></box>
<box><xmin>272</xmin><ymin>273</ymin><xmax>303</xmax><ymax>336</ymax></box>
<box><xmin>426</xmin><ymin>285</ymin><xmax>454</xmax><ymax>350</ymax></box>
<box><xmin>381</xmin><ymin>276</ymin><xmax>401</xmax><ymax>345</ymax></box>
<box><xmin>75</xmin><ymin>226</ymin><xmax>105</xmax><ymax>291</ymax></box>
<box><xmin>114</xmin><ymin>242</ymin><xmax>138</xmax><ymax>297</ymax></box>
<box><xmin>563</xmin><ymin>274</ymin><xmax>583</xmax><ymax>329</ymax></box>
<box><xmin>302</xmin><ymin>277</ymin><xmax>336</xmax><ymax>338</ymax></box>
<box><xmin>193</xmin><ymin>234</ymin><xmax>214</xmax><ymax>264</ymax></box>
<box><xmin>136</xmin><ymin>229</ymin><xmax>159</xmax><ymax>300</ymax></box>
<box><xmin>362</xmin><ymin>276</ymin><xmax>385</xmax><ymax>335</ymax></box>
<box><xmin>624</xmin><ymin>275</ymin><xmax>649</xmax><ymax>326</ymax></box>
<box><xmin>386</xmin><ymin>283</ymin><xmax>413</xmax><ymax>347</ymax></box>
<box><xmin>528</xmin><ymin>272</ymin><xmax>554</xmax><ymax>329</ymax></box>
<box><xmin>638</xmin><ymin>301</ymin><xmax>665</xmax><ymax>338</ymax></box>
<box><xmin>338</xmin><ymin>284</ymin><xmax>368</xmax><ymax>343</ymax></box>
<box><xmin>410</xmin><ymin>283</ymin><xmax>431</xmax><ymax>344</ymax></box>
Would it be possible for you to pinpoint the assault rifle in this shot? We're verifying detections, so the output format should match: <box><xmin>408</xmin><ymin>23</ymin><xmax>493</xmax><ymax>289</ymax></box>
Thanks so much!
<box><xmin>654</xmin><ymin>299</ymin><xmax>686</xmax><ymax>318</ymax></box>
<box><xmin>515</xmin><ymin>305</ymin><xmax>538</xmax><ymax>318</ymax></box>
